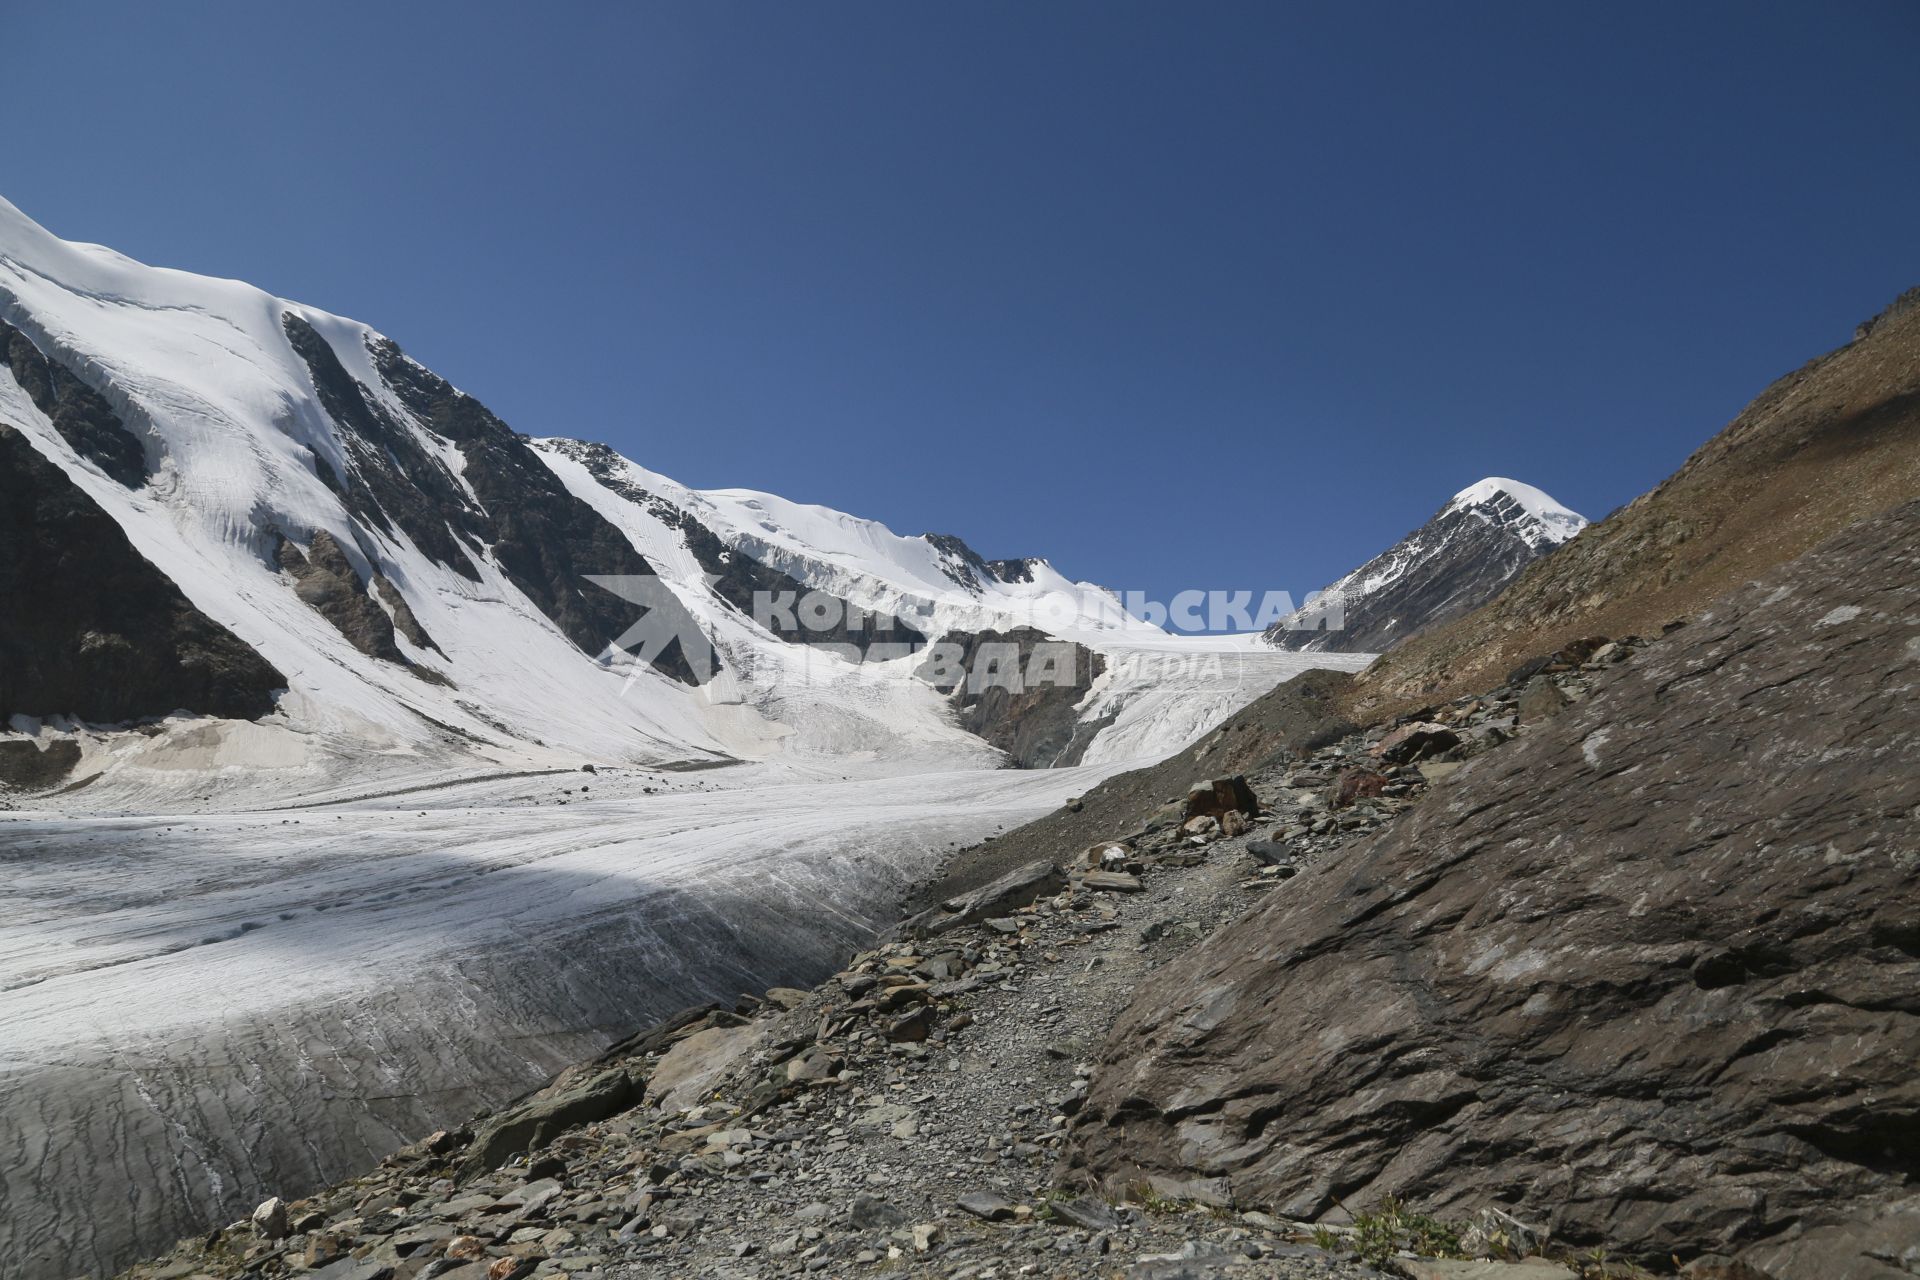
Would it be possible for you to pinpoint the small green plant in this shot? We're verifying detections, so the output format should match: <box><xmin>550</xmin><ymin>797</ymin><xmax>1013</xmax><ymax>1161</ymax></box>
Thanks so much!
<box><xmin>1337</xmin><ymin>1196</ymin><xmax>1466</xmax><ymax>1267</ymax></box>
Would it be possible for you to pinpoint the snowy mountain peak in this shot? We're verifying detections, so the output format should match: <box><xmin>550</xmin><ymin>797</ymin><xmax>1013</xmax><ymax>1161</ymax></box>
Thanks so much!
<box><xmin>1266</xmin><ymin>477</ymin><xmax>1587</xmax><ymax>653</ymax></box>
<box><xmin>1446</xmin><ymin>476</ymin><xmax>1588</xmax><ymax>547</ymax></box>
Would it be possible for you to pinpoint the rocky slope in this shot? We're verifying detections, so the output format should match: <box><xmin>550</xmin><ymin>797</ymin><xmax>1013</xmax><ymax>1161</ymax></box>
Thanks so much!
<box><xmin>904</xmin><ymin>666</ymin><xmax>1358</xmax><ymax>914</ymax></box>
<box><xmin>953</xmin><ymin>285</ymin><xmax>1920</xmax><ymax>891</ymax></box>
<box><xmin>1066</xmin><ymin>500</ymin><xmax>1920</xmax><ymax>1280</ymax></box>
<box><xmin>1345</xmin><ymin>287</ymin><xmax>1920</xmax><ymax>720</ymax></box>
<box><xmin>1264</xmin><ymin>478</ymin><xmax>1586</xmax><ymax>653</ymax></box>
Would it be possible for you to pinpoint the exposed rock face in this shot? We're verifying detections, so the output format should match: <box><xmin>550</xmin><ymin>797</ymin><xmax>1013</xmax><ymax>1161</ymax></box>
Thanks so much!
<box><xmin>1266</xmin><ymin>479</ymin><xmax>1586</xmax><ymax>654</ymax></box>
<box><xmin>281</xmin><ymin>314</ymin><xmax>488</xmax><ymax>583</ymax></box>
<box><xmin>276</xmin><ymin>531</ymin><xmax>410</xmax><ymax>666</ymax></box>
<box><xmin>1065</xmin><ymin>502</ymin><xmax>1920</xmax><ymax>1280</ymax></box>
<box><xmin>986</xmin><ymin>557</ymin><xmax>1041</xmax><ymax>584</ymax></box>
<box><xmin>0</xmin><ymin>317</ymin><xmax>147</xmax><ymax>488</ymax></box>
<box><xmin>370</xmin><ymin>573</ymin><xmax>443</xmax><ymax>655</ymax></box>
<box><xmin>282</xmin><ymin>316</ymin><xmax>710</xmax><ymax>685</ymax></box>
<box><xmin>922</xmin><ymin>628</ymin><xmax>1106</xmax><ymax>768</ymax></box>
<box><xmin>0</xmin><ymin>738</ymin><xmax>82</xmax><ymax>790</ymax></box>
<box><xmin>922</xmin><ymin>532</ymin><xmax>996</xmax><ymax>591</ymax></box>
<box><xmin>546</xmin><ymin>439</ymin><xmax>926</xmax><ymax>657</ymax></box>
<box><xmin>372</xmin><ymin>337</ymin><xmax>714</xmax><ymax>686</ymax></box>
<box><xmin>1349</xmin><ymin>286</ymin><xmax>1920</xmax><ymax>719</ymax></box>
<box><xmin>0</xmin><ymin>422</ymin><xmax>284</xmax><ymax>724</ymax></box>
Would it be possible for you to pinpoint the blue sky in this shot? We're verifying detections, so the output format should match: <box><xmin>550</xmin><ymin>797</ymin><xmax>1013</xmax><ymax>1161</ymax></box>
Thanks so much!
<box><xmin>6</xmin><ymin>2</ymin><xmax>1918</xmax><ymax>608</ymax></box>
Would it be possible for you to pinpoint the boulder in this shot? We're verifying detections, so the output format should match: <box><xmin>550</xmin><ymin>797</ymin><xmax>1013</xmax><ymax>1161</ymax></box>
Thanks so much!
<box><xmin>458</xmin><ymin>1067</ymin><xmax>645</xmax><ymax>1177</ymax></box>
<box><xmin>1064</xmin><ymin>503</ymin><xmax>1920</xmax><ymax>1280</ymax></box>
<box><xmin>1183</xmin><ymin>776</ymin><xmax>1260</xmax><ymax>821</ymax></box>
<box><xmin>1244</xmin><ymin>838</ymin><xmax>1290</xmax><ymax>867</ymax></box>
<box><xmin>1371</xmin><ymin>720</ymin><xmax>1461</xmax><ymax>763</ymax></box>
<box><xmin>1082</xmin><ymin>870</ymin><xmax>1144</xmax><ymax>894</ymax></box>
<box><xmin>1515</xmin><ymin>677</ymin><xmax>1570</xmax><ymax>722</ymax></box>
<box><xmin>250</xmin><ymin>1196</ymin><xmax>290</xmax><ymax>1240</ymax></box>
<box><xmin>1079</xmin><ymin>841</ymin><xmax>1133</xmax><ymax>871</ymax></box>
<box><xmin>785</xmin><ymin>1044</ymin><xmax>843</xmax><ymax>1083</ymax></box>
<box><xmin>1050</xmin><ymin>1196</ymin><xmax>1118</xmax><ymax>1231</ymax></box>
<box><xmin>908</xmin><ymin>859</ymin><xmax>1065</xmax><ymax>936</ymax></box>
<box><xmin>957</xmin><ymin>1190</ymin><xmax>1019</xmax><ymax>1221</ymax></box>
<box><xmin>648</xmin><ymin>1022</ymin><xmax>768</xmax><ymax>1113</ymax></box>
<box><xmin>1327</xmin><ymin>768</ymin><xmax>1387</xmax><ymax>809</ymax></box>
<box><xmin>847</xmin><ymin>1193</ymin><xmax>911</xmax><ymax>1229</ymax></box>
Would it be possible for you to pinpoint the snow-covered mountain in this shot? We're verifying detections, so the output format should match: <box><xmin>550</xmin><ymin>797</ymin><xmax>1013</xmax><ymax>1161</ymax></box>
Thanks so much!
<box><xmin>1263</xmin><ymin>477</ymin><xmax>1588</xmax><ymax>652</ymax></box>
<box><xmin>0</xmin><ymin>196</ymin><xmax>1359</xmax><ymax>807</ymax></box>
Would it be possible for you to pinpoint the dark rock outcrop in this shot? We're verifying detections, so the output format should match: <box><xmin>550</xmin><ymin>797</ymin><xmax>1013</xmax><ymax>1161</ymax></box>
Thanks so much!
<box><xmin>921</xmin><ymin>627</ymin><xmax>1105</xmax><ymax>768</ymax></box>
<box><xmin>281</xmin><ymin>315</ymin><xmax>487</xmax><ymax>583</ymax></box>
<box><xmin>922</xmin><ymin>532</ymin><xmax>995</xmax><ymax>591</ymax></box>
<box><xmin>0</xmin><ymin>738</ymin><xmax>82</xmax><ymax>790</ymax></box>
<box><xmin>370</xmin><ymin>574</ymin><xmax>443</xmax><ymax>656</ymax></box>
<box><xmin>281</xmin><ymin>319</ymin><xmax>711</xmax><ymax>685</ymax></box>
<box><xmin>276</xmin><ymin>531</ymin><xmax>409</xmax><ymax>665</ymax></box>
<box><xmin>0</xmin><ymin>318</ymin><xmax>148</xmax><ymax>488</ymax></box>
<box><xmin>986</xmin><ymin>557</ymin><xmax>1041</xmax><ymax>584</ymax></box>
<box><xmin>369</xmin><ymin>337</ymin><xmax>711</xmax><ymax>685</ymax></box>
<box><xmin>0</xmin><ymin>422</ymin><xmax>284</xmax><ymax>724</ymax></box>
<box><xmin>1065</xmin><ymin>501</ymin><xmax>1920</xmax><ymax>1280</ymax></box>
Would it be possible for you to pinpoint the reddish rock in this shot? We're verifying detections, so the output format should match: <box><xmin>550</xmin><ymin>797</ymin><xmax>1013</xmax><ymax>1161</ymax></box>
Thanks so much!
<box><xmin>1328</xmin><ymin>768</ymin><xmax>1387</xmax><ymax>809</ymax></box>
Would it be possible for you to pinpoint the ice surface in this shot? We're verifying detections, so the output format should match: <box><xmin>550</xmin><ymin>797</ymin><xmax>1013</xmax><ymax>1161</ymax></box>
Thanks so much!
<box><xmin>0</xmin><ymin>762</ymin><xmax>1107</xmax><ymax>1274</ymax></box>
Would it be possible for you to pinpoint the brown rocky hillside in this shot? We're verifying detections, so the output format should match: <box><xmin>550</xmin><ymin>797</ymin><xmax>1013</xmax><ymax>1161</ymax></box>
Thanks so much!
<box><xmin>1346</xmin><ymin>286</ymin><xmax>1920</xmax><ymax>721</ymax></box>
<box><xmin>1067</xmin><ymin>497</ymin><xmax>1920</xmax><ymax>1280</ymax></box>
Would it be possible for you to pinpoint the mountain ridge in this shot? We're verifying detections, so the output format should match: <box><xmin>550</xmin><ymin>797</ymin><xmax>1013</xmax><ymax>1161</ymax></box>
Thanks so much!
<box><xmin>0</xmin><ymin>194</ymin><xmax>1367</xmax><ymax>807</ymax></box>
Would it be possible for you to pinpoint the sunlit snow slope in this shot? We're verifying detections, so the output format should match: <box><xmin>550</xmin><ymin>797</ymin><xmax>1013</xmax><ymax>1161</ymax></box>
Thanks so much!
<box><xmin>0</xmin><ymin>195</ymin><xmax>1360</xmax><ymax>809</ymax></box>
